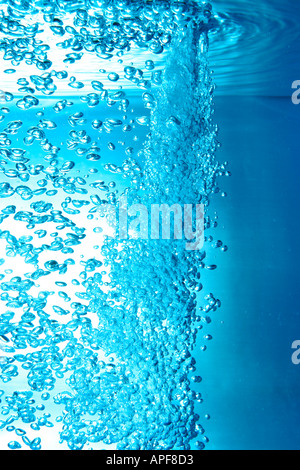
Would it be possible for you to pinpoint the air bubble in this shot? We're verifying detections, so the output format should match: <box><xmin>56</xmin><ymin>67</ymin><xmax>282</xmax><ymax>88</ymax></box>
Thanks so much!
<box><xmin>108</xmin><ymin>72</ymin><xmax>119</xmax><ymax>82</ymax></box>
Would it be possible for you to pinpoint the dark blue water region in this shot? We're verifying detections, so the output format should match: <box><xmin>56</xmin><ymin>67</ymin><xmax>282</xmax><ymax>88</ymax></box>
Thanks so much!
<box><xmin>199</xmin><ymin>95</ymin><xmax>300</xmax><ymax>450</ymax></box>
<box><xmin>208</xmin><ymin>0</ymin><xmax>300</xmax><ymax>97</ymax></box>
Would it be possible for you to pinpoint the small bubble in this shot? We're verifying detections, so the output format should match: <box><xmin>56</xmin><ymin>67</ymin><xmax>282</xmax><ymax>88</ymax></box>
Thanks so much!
<box><xmin>145</xmin><ymin>60</ymin><xmax>155</xmax><ymax>70</ymax></box>
<box><xmin>108</xmin><ymin>72</ymin><xmax>119</xmax><ymax>82</ymax></box>
<box><xmin>8</xmin><ymin>441</ymin><xmax>21</xmax><ymax>449</ymax></box>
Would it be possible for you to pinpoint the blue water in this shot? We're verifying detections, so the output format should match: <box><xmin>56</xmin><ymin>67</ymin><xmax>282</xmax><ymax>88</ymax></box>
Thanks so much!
<box><xmin>199</xmin><ymin>95</ymin><xmax>300</xmax><ymax>450</ymax></box>
<box><xmin>0</xmin><ymin>0</ymin><xmax>300</xmax><ymax>451</ymax></box>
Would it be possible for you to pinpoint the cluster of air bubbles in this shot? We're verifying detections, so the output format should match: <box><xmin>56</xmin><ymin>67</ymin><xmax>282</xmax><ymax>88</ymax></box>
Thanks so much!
<box><xmin>0</xmin><ymin>0</ymin><xmax>228</xmax><ymax>451</ymax></box>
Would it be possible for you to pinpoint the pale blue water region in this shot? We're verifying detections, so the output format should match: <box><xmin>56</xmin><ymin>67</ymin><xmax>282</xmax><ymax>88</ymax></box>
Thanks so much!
<box><xmin>0</xmin><ymin>0</ymin><xmax>299</xmax><ymax>451</ymax></box>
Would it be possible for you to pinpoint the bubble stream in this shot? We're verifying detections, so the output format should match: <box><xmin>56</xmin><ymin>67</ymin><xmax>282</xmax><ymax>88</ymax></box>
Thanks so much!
<box><xmin>0</xmin><ymin>0</ymin><xmax>228</xmax><ymax>451</ymax></box>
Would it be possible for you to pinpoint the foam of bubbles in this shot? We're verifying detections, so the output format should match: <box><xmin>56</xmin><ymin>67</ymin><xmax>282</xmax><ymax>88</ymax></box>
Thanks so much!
<box><xmin>0</xmin><ymin>0</ymin><xmax>229</xmax><ymax>450</ymax></box>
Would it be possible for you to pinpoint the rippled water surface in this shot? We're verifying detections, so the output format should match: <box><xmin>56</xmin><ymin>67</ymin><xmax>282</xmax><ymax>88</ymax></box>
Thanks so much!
<box><xmin>1</xmin><ymin>0</ymin><xmax>298</xmax><ymax>96</ymax></box>
<box><xmin>208</xmin><ymin>0</ymin><xmax>300</xmax><ymax>95</ymax></box>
